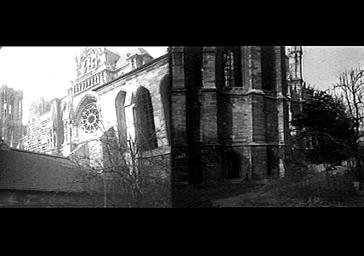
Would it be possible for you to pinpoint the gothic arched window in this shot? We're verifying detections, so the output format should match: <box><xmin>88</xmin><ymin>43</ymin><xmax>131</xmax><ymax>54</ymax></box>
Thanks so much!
<box><xmin>53</xmin><ymin>133</ymin><xmax>56</xmax><ymax>147</ymax></box>
<box><xmin>134</xmin><ymin>87</ymin><xmax>157</xmax><ymax>151</ymax></box>
<box><xmin>115</xmin><ymin>91</ymin><xmax>127</xmax><ymax>148</ymax></box>
<box><xmin>184</xmin><ymin>47</ymin><xmax>203</xmax><ymax>89</ymax></box>
<box><xmin>160</xmin><ymin>75</ymin><xmax>171</xmax><ymax>145</ymax></box>
<box><xmin>261</xmin><ymin>46</ymin><xmax>276</xmax><ymax>91</ymax></box>
<box><xmin>222</xmin><ymin>47</ymin><xmax>242</xmax><ymax>88</ymax></box>
<box><xmin>64</xmin><ymin>121</ymin><xmax>69</xmax><ymax>142</ymax></box>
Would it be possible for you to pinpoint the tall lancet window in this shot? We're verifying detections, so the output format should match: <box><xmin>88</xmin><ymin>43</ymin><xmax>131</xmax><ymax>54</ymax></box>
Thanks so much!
<box><xmin>261</xmin><ymin>46</ymin><xmax>276</xmax><ymax>91</ymax></box>
<box><xmin>64</xmin><ymin>121</ymin><xmax>69</xmax><ymax>142</ymax></box>
<box><xmin>160</xmin><ymin>75</ymin><xmax>171</xmax><ymax>145</ymax></box>
<box><xmin>223</xmin><ymin>47</ymin><xmax>242</xmax><ymax>88</ymax></box>
<box><xmin>134</xmin><ymin>86</ymin><xmax>158</xmax><ymax>152</ymax></box>
<box><xmin>184</xmin><ymin>47</ymin><xmax>203</xmax><ymax>89</ymax></box>
<box><xmin>115</xmin><ymin>91</ymin><xmax>127</xmax><ymax>148</ymax></box>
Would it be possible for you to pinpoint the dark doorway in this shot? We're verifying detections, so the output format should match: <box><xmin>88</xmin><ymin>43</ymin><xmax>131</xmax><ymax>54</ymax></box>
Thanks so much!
<box><xmin>227</xmin><ymin>151</ymin><xmax>241</xmax><ymax>179</ymax></box>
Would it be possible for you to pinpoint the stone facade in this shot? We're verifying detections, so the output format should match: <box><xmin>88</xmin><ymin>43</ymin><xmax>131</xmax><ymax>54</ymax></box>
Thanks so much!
<box><xmin>21</xmin><ymin>46</ymin><xmax>303</xmax><ymax>186</ymax></box>
<box><xmin>171</xmin><ymin>46</ymin><xmax>304</xmax><ymax>184</ymax></box>
<box><xmin>23</xmin><ymin>97</ymin><xmax>64</xmax><ymax>154</ymax></box>
<box><xmin>23</xmin><ymin>47</ymin><xmax>171</xmax><ymax>178</ymax></box>
<box><xmin>0</xmin><ymin>85</ymin><xmax>24</xmax><ymax>148</ymax></box>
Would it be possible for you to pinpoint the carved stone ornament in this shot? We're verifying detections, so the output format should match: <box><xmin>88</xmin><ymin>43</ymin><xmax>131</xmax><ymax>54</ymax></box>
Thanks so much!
<box><xmin>80</xmin><ymin>103</ymin><xmax>101</xmax><ymax>134</ymax></box>
<box><xmin>79</xmin><ymin>48</ymin><xmax>101</xmax><ymax>76</ymax></box>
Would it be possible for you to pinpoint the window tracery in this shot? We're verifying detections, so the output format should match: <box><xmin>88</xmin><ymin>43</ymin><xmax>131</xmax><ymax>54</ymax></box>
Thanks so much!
<box><xmin>80</xmin><ymin>103</ymin><xmax>101</xmax><ymax>134</ymax></box>
<box><xmin>222</xmin><ymin>47</ymin><xmax>242</xmax><ymax>88</ymax></box>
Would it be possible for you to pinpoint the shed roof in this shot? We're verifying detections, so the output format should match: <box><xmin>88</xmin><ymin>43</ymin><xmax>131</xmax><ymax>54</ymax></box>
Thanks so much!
<box><xmin>0</xmin><ymin>148</ymin><xmax>85</xmax><ymax>193</ymax></box>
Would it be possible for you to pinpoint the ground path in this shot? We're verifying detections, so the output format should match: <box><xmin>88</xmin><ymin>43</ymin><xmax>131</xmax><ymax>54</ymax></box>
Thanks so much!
<box><xmin>173</xmin><ymin>179</ymin><xmax>364</xmax><ymax>208</ymax></box>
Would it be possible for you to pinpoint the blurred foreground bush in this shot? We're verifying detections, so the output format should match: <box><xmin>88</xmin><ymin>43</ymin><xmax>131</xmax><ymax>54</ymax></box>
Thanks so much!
<box><xmin>266</xmin><ymin>162</ymin><xmax>357</xmax><ymax>204</ymax></box>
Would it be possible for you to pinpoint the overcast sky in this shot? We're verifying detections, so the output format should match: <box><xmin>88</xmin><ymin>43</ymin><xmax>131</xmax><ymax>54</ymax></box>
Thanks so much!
<box><xmin>0</xmin><ymin>47</ymin><xmax>168</xmax><ymax>124</ymax></box>
<box><xmin>1</xmin><ymin>46</ymin><xmax>364</xmax><ymax>124</ymax></box>
<box><xmin>303</xmin><ymin>46</ymin><xmax>364</xmax><ymax>90</ymax></box>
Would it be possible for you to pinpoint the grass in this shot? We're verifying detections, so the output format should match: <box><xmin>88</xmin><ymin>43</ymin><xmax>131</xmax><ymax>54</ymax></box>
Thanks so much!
<box><xmin>172</xmin><ymin>180</ymin><xmax>262</xmax><ymax>208</ymax></box>
<box><xmin>262</xmin><ymin>171</ymin><xmax>358</xmax><ymax>205</ymax></box>
<box><xmin>172</xmin><ymin>169</ymin><xmax>364</xmax><ymax>208</ymax></box>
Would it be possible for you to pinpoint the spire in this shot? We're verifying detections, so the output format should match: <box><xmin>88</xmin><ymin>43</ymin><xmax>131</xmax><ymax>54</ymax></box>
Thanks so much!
<box><xmin>287</xmin><ymin>46</ymin><xmax>303</xmax><ymax>82</ymax></box>
<box><xmin>288</xmin><ymin>46</ymin><xmax>302</xmax><ymax>54</ymax></box>
<box><xmin>75</xmin><ymin>55</ymin><xmax>79</xmax><ymax>77</ymax></box>
<box><xmin>287</xmin><ymin>46</ymin><xmax>305</xmax><ymax>129</ymax></box>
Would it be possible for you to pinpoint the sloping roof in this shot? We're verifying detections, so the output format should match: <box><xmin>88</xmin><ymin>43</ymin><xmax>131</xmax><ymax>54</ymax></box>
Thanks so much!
<box><xmin>115</xmin><ymin>47</ymin><xmax>152</xmax><ymax>70</ymax></box>
<box><xmin>93</xmin><ymin>53</ymin><xmax>169</xmax><ymax>93</ymax></box>
<box><xmin>104</xmin><ymin>48</ymin><xmax>121</xmax><ymax>69</ymax></box>
<box><xmin>0</xmin><ymin>148</ymin><xmax>85</xmax><ymax>193</ymax></box>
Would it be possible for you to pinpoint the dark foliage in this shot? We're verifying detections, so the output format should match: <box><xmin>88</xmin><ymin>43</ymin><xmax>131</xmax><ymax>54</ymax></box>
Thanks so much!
<box><xmin>292</xmin><ymin>88</ymin><xmax>356</xmax><ymax>165</ymax></box>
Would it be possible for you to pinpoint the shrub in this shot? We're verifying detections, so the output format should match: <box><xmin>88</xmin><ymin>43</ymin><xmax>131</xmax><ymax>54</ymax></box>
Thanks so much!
<box><xmin>266</xmin><ymin>169</ymin><xmax>357</xmax><ymax>204</ymax></box>
<box><xmin>284</xmin><ymin>158</ymin><xmax>314</xmax><ymax>183</ymax></box>
<box><xmin>350</xmin><ymin>166</ymin><xmax>364</xmax><ymax>182</ymax></box>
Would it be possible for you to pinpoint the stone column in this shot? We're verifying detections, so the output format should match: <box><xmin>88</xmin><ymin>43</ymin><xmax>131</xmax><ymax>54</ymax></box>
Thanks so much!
<box><xmin>246</xmin><ymin>46</ymin><xmax>268</xmax><ymax>180</ymax></box>
<box><xmin>225</xmin><ymin>46</ymin><xmax>251</xmax><ymax>180</ymax></box>
<box><xmin>201</xmin><ymin>47</ymin><xmax>219</xmax><ymax>143</ymax></box>
<box><xmin>199</xmin><ymin>46</ymin><xmax>222</xmax><ymax>183</ymax></box>
<box><xmin>275</xmin><ymin>46</ymin><xmax>290</xmax><ymax>178</ymax></box>
<box><xmin>170</xmin><ymin>47</ymin><xmax>189</xmax><ymax>183</ymax></box>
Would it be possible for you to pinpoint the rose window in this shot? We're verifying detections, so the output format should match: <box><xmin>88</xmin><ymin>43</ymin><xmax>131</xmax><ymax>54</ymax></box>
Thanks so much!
<box><xmin>80</xmin><ymin>104</ymin><xmax>100</xmax><ymax>134</ymax></box>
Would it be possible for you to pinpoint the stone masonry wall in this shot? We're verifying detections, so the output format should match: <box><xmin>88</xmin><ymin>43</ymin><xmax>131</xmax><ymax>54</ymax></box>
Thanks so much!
<box><xmin>95</xmin><ymin>56</ymin><xmax>171</xmax><ymax>181</ymax></box>
<box><xmin>0</xmin><ymin>85</ymin><xmax>23</xmax><ymax>148</ymax></box>
<box><xmin>171</xmin><ymin>46</ymin><xmax>289</xmax><ymax>184</ymax></box>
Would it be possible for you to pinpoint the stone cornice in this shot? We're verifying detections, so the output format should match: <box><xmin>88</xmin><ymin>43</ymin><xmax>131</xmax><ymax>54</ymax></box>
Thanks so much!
<box><xmin>199</xmin><ymin>88</ymin><xmax>217</xmax><ymax>93</ymax></box>
<box><xmin>245</xmin><ymin>89</ymin><xmax>265</xmax><ymax>95</ymax></box>
<box><xmin>171</xmin><ymin>88</ymin><xmax>187</xmax><ymax>93</ymax></box>
<box><xmin>224</xmin><ymin>142</ymin><xmax>286</xmax><ymax>147</ymax></box>
<box><xmin>93</xmin><ymin>54</ymin><xmax>169</xmax><ymax>94</ymax></box>
<box><xmin>174</xmin><ymin>142</ymin><xmax>286</xmax><ymax>148</ymax></box>
<box><xmin>219</xmin><ymin>88</ymin><xmax>289</xmax><ymax>101</ymax></box>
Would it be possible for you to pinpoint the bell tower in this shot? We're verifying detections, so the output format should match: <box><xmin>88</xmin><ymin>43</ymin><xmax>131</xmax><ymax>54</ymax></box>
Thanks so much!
<box><xmin>287</xmin><ymin>46</ymin><xmax>305</xmax><ymax>123</ymax></box>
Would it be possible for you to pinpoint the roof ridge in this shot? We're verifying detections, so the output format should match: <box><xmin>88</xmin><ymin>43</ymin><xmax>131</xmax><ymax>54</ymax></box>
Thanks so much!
<box><xmin>10</xmin><ymin>148</ymin><xmax>71</xmax><ymax>160</ymax></box>
<box><xmin>93</xmin><ymin>53</ymin><xmax>169</xmax><ymax>92</ymax></box>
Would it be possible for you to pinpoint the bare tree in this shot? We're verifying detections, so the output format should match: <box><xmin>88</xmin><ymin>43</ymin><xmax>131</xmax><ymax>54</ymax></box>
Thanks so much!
<box><xmin>69</xmin><ymin>122</ymin><xmax>171</xmax><ymax>208</ymax></box>
<box><xmin>333</xmin><ymin>67</ymin><xmax>364</xmax><ymax>174</ymax></box>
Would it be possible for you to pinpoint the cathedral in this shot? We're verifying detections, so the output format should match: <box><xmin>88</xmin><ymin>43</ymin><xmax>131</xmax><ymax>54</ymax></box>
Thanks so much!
<box><xmin>170</xmin><ymin>46</ymin><xmax>304</xmax><ymax>184</ymax></box>
<box><xmin>0</xmin><ymin>84</ymin><xmax>24</xmax><ymax>148</ymax></box>
<box><xmin>21</xmin><ymin>46</ymin><xmax>303</xmax><ymax>185</ymax></box>
<box><xmin>23</xmin><ymin>47</ymin><xmax>171</xmax><ymax>176</ymax></box>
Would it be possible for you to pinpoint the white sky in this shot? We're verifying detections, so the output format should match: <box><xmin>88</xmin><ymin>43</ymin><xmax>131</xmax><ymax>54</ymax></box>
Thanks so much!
<box><xmin>0</xmin><ymin>47</ymin><xmax>168</xmax><ymax>124</ymax></box>
<box><xmin>302</xmin><ymin>46</ymin><xmax>364</xmax><ymax>90</ymax></box>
